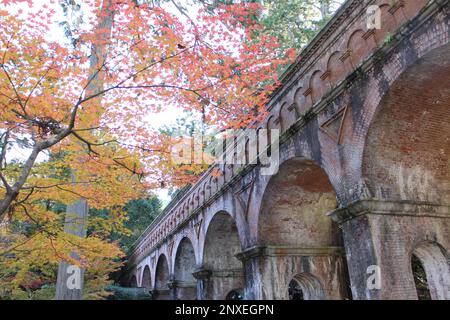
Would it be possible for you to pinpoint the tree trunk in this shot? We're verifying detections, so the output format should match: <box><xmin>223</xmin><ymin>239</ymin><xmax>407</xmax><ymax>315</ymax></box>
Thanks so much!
<box><xmin>55</xmin><ymin>0</ymin><xmax>114</xmax><ymax>300</ymax></box>
<box><xmin>0</xmin><ymin>147</ymin><xmax>41</xmax><ymax>222</ymax></box>
<box><xmin>55</xmin><ymin>199</ymin><xmax>89</xmax><ymax>300</ymax></box>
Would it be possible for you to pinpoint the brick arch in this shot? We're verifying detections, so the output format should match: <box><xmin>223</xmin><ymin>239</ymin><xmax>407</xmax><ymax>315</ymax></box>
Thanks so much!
<box><xmin>309</xmin><ymin>70</ymin><xmax>326</xmax><ymax>104</ymax></box>
<box><xmin>375</xmin><ymin>3</ymin><xmax>398</xmax><ymax>43</ymax></box>
<box><xmin>288</xmin><ymin>272</ymin><xmax>326</xmax><ymax>300</ymax></box>
<box><xmin>326</xmin><ymin>51</ymin><xmax>346</xmax><ymax>87</ymax></box>
<box><xmin>189</xmin><ymin>193</ymin><xmax>195</xmax><ymax>211</ymax></box>
<box><xmin>409</xmin><ymin>241</ymin><xmax>450</xmax><ymax>300</ymax></box>
<box><xmin>346</xmin><ymin>29</ymin><xmax>372</xmax><ymax>68</ymax></box>
<box><xmin>200</xmin><ymin>210</ymin><xmax>245</xmax><ymax>299</ymax></box>
<box><xmin>266</xmin><ymin>114</ymin><xmax>278</xmax><ymax>131</ymax></box>
<box><xmin>175</xmin><ymin>209</ymin><xmax>180</xmax><ymax>224</ymax></box>
<box><xmin>181</xmin><ymin>203</ymin><xmax>187</xmax><ymax>220</ymax></box>
<box><xmin>171</xmin><ymin>233</ymin><xmax>199</xmax><ymax>268</ymax></box>
<box><xmin>199</xmin><ymin>209</ymin><xmax>246</xmax><ymax>261</ymax></box>
<box><xmin>199</xmin><ymin>183</ymin><xmax>206</xmax><ymax>205</ymax></box>
<box><xmin>172</xmin><ymin>236</ymin><xmax>198</xmax><ymax>300</ymax></box>
<box><xmin>302</xmin><ymin>86</ymin><xmax>314</xmax><ymax>113</ymax></box>
<box><xmin>265</xmin><ymin>115</ymin><xmax>278</xmax><ymax>151</ymax></box>
<box><xmin>154</xmin><ymin>253</ymin><xmax>170</xmax><ymax>291</ymax></box>
<box><xmin>141</xmin><ymin>265</ymin><xmax>152</xmax><ymax>288</ymax></box>
<box><xmin>243</xmin><ymin>137</ymin><xmax>250</xmax><ymax>164</ymax></box>
<box><xmin>188</xmin><ymin>196</ymin><xmax>194</xmax><ymax>213</ymax></box>
<box><xmin>217</xmin><ymin>164</ymin><xmax>227</xmax><ymax>188</ymax></box>
<box><xmin>214</xmin><ymin>171</ymin><xmax>221</xmax><ymax>193</ymax></box>
<box><xmin>246</xmin><ymin>142</ymin><xmax>346</xmax><ymax>241</ymax></box>
<box><xmin>196</xmin><ymin>188</ymin><xmax>202</xmax><ymax>206</ymax></box>
<box><xmin>329</xmin><ymin>18</ymin><xmax>450</xmax><ymax>206</ymax></box>
<box><xmin>185</xmin><ymin>199</ymin><xmax>190</xmax><ymax>215</ymax></box>
<box><xmin>362</xmin><ymin>42</ymin><xmax>450</xmax><ymax>204</ymax></box>
<box><xmin>255</xmin><ymin>127</ymin><xmax>263</xmax><ymax>155</ymax></box>
<box><xmin>193</xmin><ymin>190</ymin><xmax>199</xmax><ymax>209</ymax></box>
<box><xmin>207</xmin><ymin>176</ymin><xmax>214</xmax><ymax>198</ymax></box>
<box><xmin>277</xmin><ymin>102</ymin><xmax>289</xmax><ymax>133</ymax></box>
<box><xmin>202</xmin><ymin>181</ymin><xmax>209</xmax><ymax>202</ymax></box>
<box><xmin>246</xmin><ymin>156</ymin><xmax>349</xmax><ymax>300</ymax></box>
<box><xmin>256</xmin><ymin>157</ymin><xmax>340</xmax><ymax>247</ymax></box>
<box><xmin>294</xmin><ymin>86</ymin><xmax>306</xmax><ymax>114</ymax></box>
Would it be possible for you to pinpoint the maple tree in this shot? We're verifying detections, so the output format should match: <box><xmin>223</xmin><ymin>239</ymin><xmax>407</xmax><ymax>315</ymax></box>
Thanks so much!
<box><xmin>0</xmin><ymin>0</ymin><xmax>294</xmax><ymax>298</ymax></box>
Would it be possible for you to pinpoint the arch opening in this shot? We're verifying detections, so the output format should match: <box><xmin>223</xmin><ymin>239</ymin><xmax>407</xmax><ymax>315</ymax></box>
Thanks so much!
<box><xmin>258</xmin><ymin>158</ymin><xmax>340</xmax><ymax>247</ymax></box>
<box><xmin>174</xmin><ymin>238</ymin><xmax>197</xmax><ymax>300</ymax></box>
<box><xmin>154</xmin><ymin>254</ymin><xmax>170</xmax><ymax>300</ymax></box>
<box><xmin>363</xmin><ymin>43</ymin><xmax>450</xmax><ymax>204</ymax></box>
<box><xmin>288</xmin><ymin>273</ymin><xmax>325</xmax><ymax>300</ymax></box>
<box><xmin>411</xmin><ymin>254</ymin><xmax>431</xmax><ymax>300</ymax></box>
<box><xmin>141</xmin><ymin>265</ymin><xmax>151</xmax><ymax>289</ymax></box>
<box><xmin>288</xmin><ymin>279</ymin><xmax>304</xmax><ymax>300</ymax></box>
<box><xmin>203</xmin><ymin>212</ymin><xmax>244</xmax><ymax>300</ymax></box>
<box><xmin>226</xmin><ymin>289</ymin><xmax>244</xmax><ymax>300</ymax></box>
<box><xmin>257</xmin><ymin>157</ymin><xmax>349</xmax><ymax>300</ymax></box>
<box><xmin>357</xmin><ymin>42</ymin><xmax>450</xmax><ymax>300</ymax></box>
<box><xmin>411</xmin><ymin>242</ymin><xmax>450</xmax><ymax>300</ymax></box>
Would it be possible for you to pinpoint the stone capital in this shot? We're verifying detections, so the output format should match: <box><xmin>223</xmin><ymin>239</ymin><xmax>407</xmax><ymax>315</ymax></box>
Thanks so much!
<box><xmin>192</xmin><ymin>268</ymin><xmax>212</xmax><ymax>280</ymax></box>
<box><xmin>193</xmin><ymin>267</ymin><xmax>244</xmax><ymax>279</ymax></box>
<box><xmin>328</xmin><ymin>199</ymin><xmax>450</xmax><ymax>223</ymax></box>
<box><xmin>236</xmin><ymin>245</ymin><xmax>344</xmax><ymax>262</ymax></box>
<box><xmin>168</xmin><ymin>280</ymin><xmax>197</xmax><ymax>289</ymax></box>
<box><xmin>211</xmin><ymin>269</ymin><xmax>244</xmax><ymax>278</ymax></box>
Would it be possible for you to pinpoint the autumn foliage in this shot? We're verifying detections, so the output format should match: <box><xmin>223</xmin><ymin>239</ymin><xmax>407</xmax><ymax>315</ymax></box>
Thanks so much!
<box><xmin>0</xmin><ymin>0</ymin><xmax>295</xmax><ymax>298</ymax></box>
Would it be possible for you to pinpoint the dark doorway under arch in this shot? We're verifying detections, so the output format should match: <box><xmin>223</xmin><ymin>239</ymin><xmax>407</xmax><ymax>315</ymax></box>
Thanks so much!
<box><xmin>411</xmin><ymin>242</ymin><xmax>450</xmax><ymax>300</ymax></box>
<box><xmin>288</xmin><ymin>273</ymin><xmax>325</xmax><ymax>300</ymax></box>
<box><xmin>226</xmin><ymin>289</ymin><xmax>244</xmax><ymax>300</ymax></box>
<box><xmin>411</xmin><ymin>254</ymin><xmax>431</xmax><ymax>300</ymax></box>
<box><xmin>289</xmin><ymin>280</ymin><xmax>304</xmax><ymax>300</ymax></box>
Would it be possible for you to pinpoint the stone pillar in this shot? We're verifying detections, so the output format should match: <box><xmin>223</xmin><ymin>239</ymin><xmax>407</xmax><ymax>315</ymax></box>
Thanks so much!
<box><xmin>238</xmin><ymin>246</ymin><xmax>350</xmax><ymax>300</ymax></box>
<box><xmin>193</xmin><ymin>268</ymin><xmax>212</xmax><ymax>300</ymax></box>
<box><xmin>329</xmin><ymin>200</ymin><xmax>450</xmax><ymax>300</ymax></box>
<box><xmin>239</xmin><ymin>248</ymin><xmax>262</xmax><ymax>300</ymax></box>
<box><xmin>193</xmin><ymin>267</ymin><xmax>244</xmax><ymax>300</ymax></box>
<box><xmin>169</xmin><ymin>280</ymin><xmax>197</xmax><ymax>300</ymax></box>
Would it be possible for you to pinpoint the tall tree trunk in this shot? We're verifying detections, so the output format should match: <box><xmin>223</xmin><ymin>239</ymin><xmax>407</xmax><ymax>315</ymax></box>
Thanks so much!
<box><xmin>55</xmin><ymin>0</ymin><xmax>114</xmax><ymax>300</ymax></box>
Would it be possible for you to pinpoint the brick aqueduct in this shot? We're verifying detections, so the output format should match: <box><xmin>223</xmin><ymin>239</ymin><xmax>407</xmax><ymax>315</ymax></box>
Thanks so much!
<box><xmin>125</xmin><ymin>0</ymin><xmax>450</xmax><ymax>300</ymax></box>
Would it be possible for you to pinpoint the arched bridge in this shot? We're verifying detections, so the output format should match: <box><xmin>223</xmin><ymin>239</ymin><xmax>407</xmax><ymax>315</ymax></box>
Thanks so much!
<box><xmin>126</xmin><ymin>0</ymin><xmax>450</xmax><ymax>300</ymax></box>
